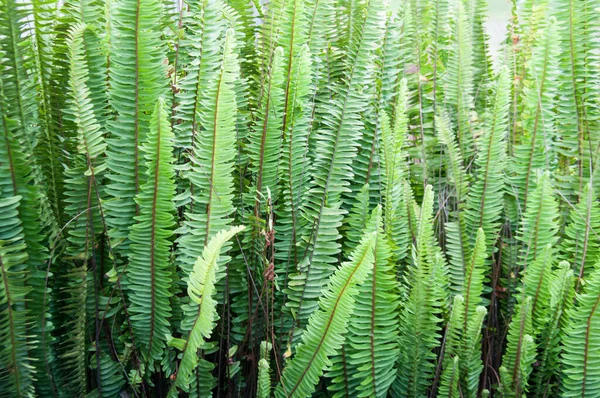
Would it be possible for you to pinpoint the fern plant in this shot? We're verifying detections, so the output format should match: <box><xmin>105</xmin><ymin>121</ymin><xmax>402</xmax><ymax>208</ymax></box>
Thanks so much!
<box><xmin>1</xmin><ymin>0</ymin><xmax>600</xmax><ymax>396</ymax></box>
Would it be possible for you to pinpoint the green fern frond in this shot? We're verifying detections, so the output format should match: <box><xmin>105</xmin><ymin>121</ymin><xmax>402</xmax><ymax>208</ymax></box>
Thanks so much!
<box><xmin>437</xmin><ymin>111</ymin><xmax>471</xmax><ymax>294</ymax></box>
<box><xmin>462</xmin><ymin>306</ymin><xmax>486</xmax><ymax>397</ymax></box>
<box><xmin>500</xmin><ymin>296</ymin><xmax>535</xmax><ymax>397</ymax></box>
<box><xmin>520</xmin><ymin>244</ymin><xmax>554</xmax><ymax>333</ymax></box>
<box><xmin>443</xmin><ymin>294</ymin><xmax>466</xmax><ymax>366</ymax></box>
<box><xmin>381</xmin><ymin>79</ymin><xmax>411</xmax><ymax>265</ymax></box>
<box><xmin>439</xmin><ymin>355</ymin><xmax>460</xmax><ymax>398</ymax></box>
<box><xmin>462</xmin><ymin>228</ymin><xmax>486</xmax><ymax>323</ymax></box>
<box><xmin>275</xmin><ymin>44</ymin><xmax>313</xmax><ymax>295</ymax></box>
<box><xmin>32</xmin><ymin>0</ymin><xmax>63</xmax><ymax>223</ymax></box>
<box><xmin>257</xmin><ymin>341</ymin><xmax>273</xmax><ymax>398</ymax></box>
<box><xmin>247</xmin><ymin>46</ymin><xmax>285</xmax><ymax>207</ymax></box>
<box><xmin>127</xmin><ymin>98</ymin><xmax>176</xmax><ymax>363</ymax></box>
<box><xmin>507</xmin><ymin>18</ymin><xmax>560</xmax><ymax>212</ymax></box>
<box><xmin>275</xmin><ymin>223</ymin><xmax>377</xmax><ymax>398</ymax></box>
<box><xmin>470</xmin><ymin>0</ymin><xmax>491</xmax><ymax>112</ymax></box>
<box><xmin>516</xmin><ymin>174</ymin><xmax>560</xmax><ymax>276</ymax></box>
<box><xmin>394</xmin><ymin>185</ymin><xmax>445</xmax><ymax>397</ymax></box>
<box><xmin>173</xmin><ymin>0</ymin><xmax>227</xmax><ymax>153</ymax></box>
<box><xmin>57</xmin><ymin>22</ymin><xmax>109</xmax><ymax>396</ymax></box>
<box><xmin>443</xmin><ymin>0</ymin><xmax>474</xmax><ymax>161</ymax></box>
<box><xmin>168</xmin><ymin>226</ymin><xmax>245</xmax><ymax>396</ymax></box>
<box><xmin>532</xmin><ymin>261</ymin><xmax>575</xmax><ymax>396</ymax></box>
<box><xmin>552</xmin><ymin>0</ymin><xmax>600</xmax><ymax>196</ymax></box>
<box><xmin>177</xmin><ymin>28</ymin><xmax>240</xmax><ymax>277</ymax></box>
<box><xmin>560</xmin><ymin>265</ymin><xmax>600</xmax><ymax>397</ymax></box>
<box><xmin>464</xmin><ymin>68</ymin><xmax>510</xmax><ymax>249</ymax></box>
<box><xmin>285</xmin><ymin>0</ymin><xmax>385</xmax><ymax>332</ymax></box>
<box><xmin>560</xmin><ymin>183</ymin><xmax>600</xmax><ymax>282</ymax></box>
<box><xmin>0</xmin><ymin>196</ymin><xmax>35</xmax><ymax>397</ymax></box>
<box><xmin>329</xmin><ymin>206</ymin><xmax>399</xmax><ymax>397</ymax></box>
<box><xmin>0</xmin><ymin>66</ymin><xmax>52</xmax><ymax>398</ymax></box>
<box><xmin>87</xmin><ymin>348</ymin><xmax>126</xmax><ymax>398</ymax></box>
<box><xmin>105</xmin><ymin>0</ymin><xmax>168</xmax><ymax>251</ymax></box>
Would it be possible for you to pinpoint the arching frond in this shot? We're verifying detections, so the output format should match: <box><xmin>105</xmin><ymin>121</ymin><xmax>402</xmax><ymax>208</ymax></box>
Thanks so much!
<box><xmin>328</xmin><ymin>206</ymin><xmax>399</xmax><ymax>397</ymax></box>
<box><xmin>275</xmin><ymin>224</ymin><xmax>377</xmax><ymax>398</ymax></box>
<box><xmin>168</xmin><ymin>226</ymin><xmax>245</xmax><ymax>396</ymax></box>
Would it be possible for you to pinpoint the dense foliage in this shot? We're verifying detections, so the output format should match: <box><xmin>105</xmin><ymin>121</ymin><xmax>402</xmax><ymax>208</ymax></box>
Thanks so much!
<box><xmin>1</xmin><ymin>0</ymin><xmax>600</xmax><ymax>396</ymax></box>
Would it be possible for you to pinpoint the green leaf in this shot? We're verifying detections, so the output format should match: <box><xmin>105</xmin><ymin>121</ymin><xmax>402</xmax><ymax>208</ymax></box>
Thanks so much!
<box><xmin>127</xmin><ymin>98</ymin><xmax>177</xmax><ymax>363</ymax></box>
<box><xmin>105</xmin><ymin>0</ymin><xmax>168</xmax><ymax>251</ymax></box>
<box><xmin>169</xmin><ymin>225</ymin><xmax>245</xmax><ymax>396</ymax></box>
<box><xmin>275</xmin><ymin>222</ymin><xmax>377</xmax><ymax>398</ymax></box>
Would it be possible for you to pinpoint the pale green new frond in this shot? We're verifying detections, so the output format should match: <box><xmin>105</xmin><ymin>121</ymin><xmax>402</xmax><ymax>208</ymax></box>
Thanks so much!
<box><xmin>437</xmin><ymin>111</ymin><xmax>468</xmax><ymax>200</ymax></box>
<box><xmin>461</xmin><ymin>306</ymin><xmax>486</xmax><ymax>397</ymax></box>
<box><xmin>275</xmin><ymin>228</ymin><xmax>376</xmax><ymax>398</ymax></box>
<box><xmin>394</xmin><ymin>185</ymin><xmax>445</xmax><ymax>397</ymax></box>
<box><xmin>437</xmin><ymin>110</ymin><xmax>470</xmax><ymax>294</ymax></box>
<box><xmin>532</xmin><ymin>261</ymin><xmax>575</xmax><ymax>396</ymax></box>
<box><xmin>169</xmin><ymin>226</ymin><xmax>245</xmax><ymax>396</ymax></box>
<box><xmin>444</xmin><ymin>295</ymin><xmax>466</xmax><ymax>365</ymax></box>
<box><xmin>381</xmin><ymin>79</ymin><xmax>411</xmax><ymax>264</ymax></box>
<box><xmin>462</xmin><ymin>228</ymin><xmax>486</xmax><ymax>323</ymax></box>
<box><xmin>439</xmin><ymin>356</ymin><xmax>460</xmax><ymax>398</ymax></box>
